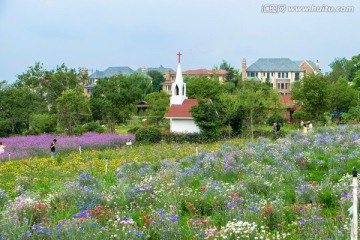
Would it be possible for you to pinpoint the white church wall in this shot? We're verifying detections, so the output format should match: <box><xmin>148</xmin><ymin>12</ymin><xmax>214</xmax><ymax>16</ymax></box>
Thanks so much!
<box><xmin>170</xmin><ymin>119</ymin><xmax>200</xmax><ymax>133</ymax></box>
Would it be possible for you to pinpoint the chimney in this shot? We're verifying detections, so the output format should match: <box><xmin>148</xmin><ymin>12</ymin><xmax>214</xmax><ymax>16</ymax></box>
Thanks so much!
<box><xmin>242</xmin><ymin>58</ymin><xmax>247</xmax><ymax>80</ymax></box>
<box><xmin>165</xmin><ymin>69</ymin><xmax>171</xmax><ymax>81</ymax></box>
<box><xmin>315</xmin><ymin>60</ymin><xmax>320</xmax><ymax>72</ymax></box>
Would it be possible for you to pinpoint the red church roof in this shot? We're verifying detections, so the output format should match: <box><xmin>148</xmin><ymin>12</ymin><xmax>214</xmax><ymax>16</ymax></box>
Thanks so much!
<box><xmin>166</xmin><ymin>99</ymin><xmax>198</xmax><ymax>118</ymax></box>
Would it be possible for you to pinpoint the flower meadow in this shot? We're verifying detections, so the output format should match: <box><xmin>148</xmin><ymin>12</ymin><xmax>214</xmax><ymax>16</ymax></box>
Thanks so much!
<box><xmin>0</xmin><ymin>132</ymin><xmax>134</xmax><ymax>161</ymax></box>
<box><xmin>0</xmin><ymin>125</ymin><xmax>360</xmax><ymax>239</ymax></box>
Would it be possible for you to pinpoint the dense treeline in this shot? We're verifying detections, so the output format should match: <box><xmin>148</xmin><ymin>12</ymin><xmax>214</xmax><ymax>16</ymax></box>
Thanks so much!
<box><xmin>0</xmin><ymin>55</ymin><xmax>360</xmax><ymax>138</ymax></box>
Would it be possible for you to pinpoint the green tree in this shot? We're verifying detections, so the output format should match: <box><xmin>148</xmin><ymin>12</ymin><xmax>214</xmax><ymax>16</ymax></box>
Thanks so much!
<box><xmin>45</xmin><ymin>64</ymin><xmax>82</xmax><ymax>112</ymax></box>
<box><xmin>187</xmin><ymin>77</ymin><xmax>225</xmax><ymax>101</ymax></box>
<box><xmin>128</xmin><ymin>72</ymin><xmax>153</xmax><ymax>99</ymax></box>
<box><xmin>190</xmin><ymin>99</ymin><xmax>222</xmax><ymax>141</ymax></box>
<box><xmin>328</xmin><ymin>54</ymin><xmax>360</xmax><ymax>82</ymax></box>
<box><xmin>28</xmin><ymin>113</ymin><xmax>57</xmax><ymax>134</ymax></box>
<box><xmin>16</xmin><ymin>63</ymin><xmax>82</xmax><ymax>112</ymax></box>
<box><xmin>56</xmin><ymin>87</ymin><xmax>91</xmax><ymax>135</ymax></box>
<box><xmin>216</xmin><ymin>93</ymin><xmax>243</xmax><ymax>136</ymax></box>
<box><xmin>238</xmin><ymin>80</ymin><xmax>271</xmax><ymax>138</ymax></box>
<box><xmin>15</xmin><ymin>62</ymin><xmax>47</xmax><ymax>94</ymax></box>
<box><xmin>291</xmin><ymin>73</ymin><xmax>332</xmax><ymax>122</ymax></box>
<box><xmin>0</xmin><ymin>80</ymin><xmax>7</xmax><ymax>89</ymax></box>
<box><xmin>348</xmin><ymin>54</ymin><xmax>360</xmax><ymax>81</ymax></box>
<box><xmin>90</xmin><ymin>75</ymin><xmax>142</xmax><ymax>132</ymax></box>
<box><xmin>147</xmin><ymin>70</ymin><xmax>165</xmax><ymax>92</ymax></box>
<box><xmin>351</xmin><ymin>69</ymin><xmax>360</xmax><ymax>90</ymax></box>
<box><xmin>223</xmin><ymin>82</ymin><xmax>236</xmax><ymax>94</ymax></box>
<box><xmin>342</xmin><ymin>106</ymin><xmax>360</xmax><ymax>122</ymax></box>
<box><xmin>144</xmin><ymin>91</ymin><xmax>170</xmax><ymax>126</ymax></box>
<box><xmin>0</xmin><ymin>87</ymin><xmax>44</xmax><ymax>134</ymax></box>
<box><xmin>328</xmin><ymin>58</ymin><xmax>349</xmax><ymax>83</ymax></box>
<box><xmin>183</xmin><ymin>75</ymin><xmax>195</xmax><ymax>83</ymax></box>
<box><xmin>220</xmin><ymin>60</ymin><xmax>240</xmax><ymax>86</ymax></box>
<box><xmin>330</xmin><ymin>76</ymin><xmax>357</xmax><ymax>113</ymax></box>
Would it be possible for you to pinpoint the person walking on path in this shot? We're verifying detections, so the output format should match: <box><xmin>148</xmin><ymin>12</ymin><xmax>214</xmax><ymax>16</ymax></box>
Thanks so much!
<box><xmin>50</xmin><ymin>139</ymin><xmax>57</xmax><ymax>158</ymax></box>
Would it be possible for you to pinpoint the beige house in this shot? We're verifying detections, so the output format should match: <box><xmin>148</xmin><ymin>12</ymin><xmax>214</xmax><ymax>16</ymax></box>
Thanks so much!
<box><xmin>242</xmin><ymin>58</ymin><xmax>320</xmax><ymax>95</ymax></box>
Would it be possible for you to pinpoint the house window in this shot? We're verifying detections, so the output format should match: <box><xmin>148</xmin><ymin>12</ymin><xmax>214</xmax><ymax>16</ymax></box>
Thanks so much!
<box><xmin>87</xmin><ymin>89</ymin><xmax>91</xmax><ymax>94</ymax></box>
<box><xmin>277</xmin><ymin>83</ymin><xmax>280</xmax><ymax>89</ymax></box>
<box><xmin>281</xmin><ymin>83</ymin><xmax>284</xmax><ymax>89</ymax></box>
<box><xmin>249</xmin><ymin>72</ymin><xmax>258</xmax><ymax>77</ymax></box>
<box><xmin>285</xmin><ymin>72</ymin><xmax>288</xmax><ymax>78</ymax></box>
<box><xmin>271</xmin><ymin>72</ymin><xmax>274</xmax><ymax>77</ymax></box>
<box><xmin>295</xmin><ymin>72</ymin><xmax>300</xmax><ymax>80</ymax></box>
<box><xmin>278</xmin><ymin>72</ymin><xmax>281</xmax><ymax>78</ymax></box>
<box><xmin>167</xmin><ymin>86</ymin><xmax>171</xmax><ymax>91</ymax></box>
<box><xmin>266</xmin><ymin>72</ymin><xmax>270</xmax><ymax>79</ymax></box>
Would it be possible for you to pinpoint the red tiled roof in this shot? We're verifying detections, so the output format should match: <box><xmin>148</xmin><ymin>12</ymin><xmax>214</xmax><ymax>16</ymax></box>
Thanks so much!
<box><xmin>281</xmin><ymin>95</ymin><xmax>301</xmax><ymax>110</ymax></box>
<box><xmin>282</xmin><ymin>95</ymin><xmax>294</xmax><ymax>106</ymax></box>
<box><xmin>182</xmin><ymin>69</ymin><xmax>227</xmax><ymax>75</ymax></box>
<box><xmin>166</xmin><ymin>99</ymin><xmax>198</xmax><ymax>118</ymax></box>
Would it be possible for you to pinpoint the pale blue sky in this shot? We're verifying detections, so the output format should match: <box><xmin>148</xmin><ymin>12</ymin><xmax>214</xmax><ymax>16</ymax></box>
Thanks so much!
<box><xmin>0</xmin><ymin>0</ymin><xmax>359</xmax><ymax>83</ymax></box>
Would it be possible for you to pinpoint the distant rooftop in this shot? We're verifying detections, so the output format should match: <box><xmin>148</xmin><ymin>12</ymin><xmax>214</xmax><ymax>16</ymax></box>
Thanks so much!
<box><xmin>136</xmin><ymin>65</ymin><xmax>174</xmax><ymax>74</ymax></box>
<box><xmin>247</xmin><ymin>58</ymin><xmax>303</xmax><ymax>72</ymax></box>
<box><xmin>182</xmin><ymin>69</ymin><xmax>227</xmax><ymax>75</ymax></box>
<box><xmin>89</xmin><ymin>66</ymin><xmax>134</xmax><ymax>78</ymax></box>
<box><xmin>294</xmin><ymin>60</ymin><xmax>317</xmax><ymax>70</ymax></box>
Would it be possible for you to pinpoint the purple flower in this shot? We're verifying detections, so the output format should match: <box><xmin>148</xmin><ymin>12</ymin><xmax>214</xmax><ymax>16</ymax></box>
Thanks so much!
<box><xmin>169</xmin><ymin>215</ymin><xmax>180</xmax><ymax>222</ymax></box>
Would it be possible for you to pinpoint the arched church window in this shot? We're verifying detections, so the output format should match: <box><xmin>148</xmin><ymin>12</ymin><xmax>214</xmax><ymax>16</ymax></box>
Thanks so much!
<box><xmin>175</xmin><ymin>85</ymin><xmax>179</xmax><ymax>95</ymax></box>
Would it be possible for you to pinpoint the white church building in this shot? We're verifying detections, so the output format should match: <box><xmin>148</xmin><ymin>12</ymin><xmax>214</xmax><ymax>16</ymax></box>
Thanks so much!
<box><xmin>165</xmin><ymin>52</ymin><xmax>200</xmax><ymax>133</ymax></box>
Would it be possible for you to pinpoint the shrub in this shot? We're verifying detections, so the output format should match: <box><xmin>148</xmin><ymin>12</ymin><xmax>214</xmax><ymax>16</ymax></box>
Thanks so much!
<box><xmin>135</xmin><ymin>126</ymin><xmax>161</xmax><ymax>143</ymax></box>
<box><xmin>83</xmin><ymin>122</ymin><xmax>105</xmax><ymax>133</ymax></box>
<box><xmin>28</xmin><ymin>113</ymin><xmax>56</xmax><ymax>134</ymax></box>
<box><xmin>267</xmin><ymin>114</ymin><xmax>285</xmax><ymax>126</ymax></box>
<box><xmin>73</xmin><ymin>125</ymin><xmax>87</xmax><ymax>135</ymax></box>
<box><xmin>162</xmin><ymin>132</ymin><xmax>205</xmax><ymax>143</ymax></box>
<box><xmin>128</xmin><ymin>126</ymin><xmax>140</xmax><ymax>134</ymax></box>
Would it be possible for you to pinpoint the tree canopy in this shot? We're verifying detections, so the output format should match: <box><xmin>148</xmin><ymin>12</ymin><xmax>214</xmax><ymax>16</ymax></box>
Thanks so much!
<box><xmin>144</xmin><ymin>91</ymin><xmax>170</xmax><ymax>126</ymax></box>
<box><xmin>187</xmin><ymin>77</ymin><xmax>225</xmax><ymax>101</ymax></box>
<box><xmin>147</xmin><ymin>70</ymin><xmax>165</xmax><ymax>92</ymax></box>
<box><xmin>291</xmin><ymin>73</ymin><xmax>332</xmax><ymax>122</ymax></box>
<box><xmin>90</xmin><ymin>75</ymin><xmax>143</xmax><ymax>132</ymax></box>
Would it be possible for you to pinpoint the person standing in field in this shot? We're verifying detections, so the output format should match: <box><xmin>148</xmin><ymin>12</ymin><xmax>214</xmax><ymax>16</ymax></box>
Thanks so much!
<box><xmin>300</xmin><ymin>120</ymin><xmax>304</xmax><ymax>128</ymax></box>
<box><xmin>272</xmin><ymin>122</ymin><xmax>277</xmax><ymax>134</ymax></box>
<box><xmin>307</xmin><ymin>121</ymin><xmax>313</xmax><ymax>132</ymax></box>
<box><xmin>303</xmin><ymin>122</ymin><xmax>308</xmax><ymax>133</ymax></box>
<box><xmin>0</xmin><ymin>142</ymin><xmax>5</xmax><ymax>154</ymax></box>
<box><xmin>50</xmin><ymin>139</ymin><xmax>57</xmax><ymax>158</ymax></box>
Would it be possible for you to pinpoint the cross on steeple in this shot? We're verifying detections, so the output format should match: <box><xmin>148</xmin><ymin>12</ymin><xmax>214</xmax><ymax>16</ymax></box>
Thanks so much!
<box><xmin>177</xmin><ymin>51</ymin><xmax>182</xmax><ymax>63</ymax></box>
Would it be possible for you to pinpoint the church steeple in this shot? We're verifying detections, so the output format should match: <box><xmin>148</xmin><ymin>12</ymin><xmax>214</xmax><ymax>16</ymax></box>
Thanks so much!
<box><xmin>170</xmin><ymin>51</ymin><xmax>187</xmax><ymax>105</ymax></box>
